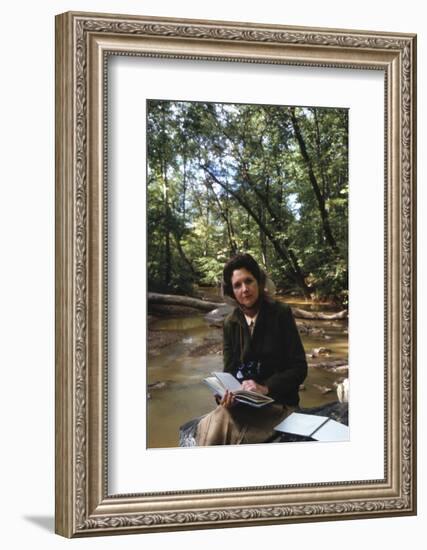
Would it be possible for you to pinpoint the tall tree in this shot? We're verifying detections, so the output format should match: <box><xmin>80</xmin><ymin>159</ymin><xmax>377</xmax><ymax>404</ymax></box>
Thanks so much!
<box><xmin>146</xmin><ymin>100</ymin><xmax>349</xmax><ymax>303</ymax></box>
<box><xmin>290</xmin><ymin>107</ymin><xmax>338</xmax><ymax>254</ymax></box>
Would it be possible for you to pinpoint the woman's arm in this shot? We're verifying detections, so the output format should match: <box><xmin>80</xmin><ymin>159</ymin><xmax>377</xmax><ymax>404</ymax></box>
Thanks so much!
<box><xmin>222</xmin><ymin>318</ymin><xmax>235</xmax><ymax>374</ymax></box>
<box><xmin>264</xmin><ymin>305</ymin><xmax>308</xmax><ymax>402</ymax></box>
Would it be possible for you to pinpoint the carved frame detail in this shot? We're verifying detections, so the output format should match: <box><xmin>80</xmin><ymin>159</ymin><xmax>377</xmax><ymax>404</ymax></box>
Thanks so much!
<box><xmin>55</xmin><ymin>12</ymin><xmax>416</xmax><ymax>537</ymax></box>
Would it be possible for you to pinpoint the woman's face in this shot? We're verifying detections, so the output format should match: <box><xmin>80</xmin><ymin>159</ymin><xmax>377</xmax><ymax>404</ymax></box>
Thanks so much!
<box><xmin>230</xmin><ymin>268</ymin><xmax>260</xmax><ymax>310</ymax></box>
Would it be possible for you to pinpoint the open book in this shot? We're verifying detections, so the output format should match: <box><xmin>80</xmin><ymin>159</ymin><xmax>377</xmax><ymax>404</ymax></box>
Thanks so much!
<box><xmin>203</xmin><ymin>372</ymin><xmax>274</xmax><ymax>408</ymax></box>
<box><xmin>274</xmin><ymin>412</ymin><xmax>349</xmax><ymax>442</ymax></box>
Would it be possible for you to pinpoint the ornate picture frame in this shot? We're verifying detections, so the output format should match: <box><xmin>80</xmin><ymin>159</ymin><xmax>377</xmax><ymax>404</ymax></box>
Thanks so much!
<box><xmin>55</xmin><ymin>11</ymin><xmax>416</xmax><ymax>537</ymax></box>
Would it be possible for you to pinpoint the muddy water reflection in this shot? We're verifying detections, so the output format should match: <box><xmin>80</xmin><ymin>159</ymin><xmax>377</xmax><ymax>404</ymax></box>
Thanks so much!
<box><xmin>147</xmin><ymin>304</ymin><xmax>348</xmax><ymax>449</ymax></box>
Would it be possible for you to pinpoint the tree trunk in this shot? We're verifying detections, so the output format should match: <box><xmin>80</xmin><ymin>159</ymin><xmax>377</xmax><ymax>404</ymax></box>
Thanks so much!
<box><xmin>201</xmin><ymin>165</ymin><xmax>312</xmax><ymax>298</ymax></box>
<box><xmin>290</xmin><ymin>107</ymin><xmax>339</xmax><ymax>254</ymax></box>
<box><xmin>259</xmin><ymin>203</ymin><xmax>268</xmax><ymax>267</ymax></box>
<box><xmin>204</xmin><ymin>178</ymin><xmax>237</xmax><ymax>254</ymax></box>
<box><xmin>173</xmin><ymin>234</ymin><xmax>199</xmax><ymax>278</ymax></box>
<box><xmin>313</xmin><ymin>109</ymin><xmax>328</xmax><ymax>198</ymax></box>
<box><xmin>161</xmin><ymin>106</ymin><xmax>171</xmax><ymax>287</ymax></box>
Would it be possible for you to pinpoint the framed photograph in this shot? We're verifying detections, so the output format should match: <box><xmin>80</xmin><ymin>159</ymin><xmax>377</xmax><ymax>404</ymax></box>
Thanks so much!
<box><xmin>55</xmin><ymin>11</ymin><xmax>417</xmax><ymax>537</ymax></box>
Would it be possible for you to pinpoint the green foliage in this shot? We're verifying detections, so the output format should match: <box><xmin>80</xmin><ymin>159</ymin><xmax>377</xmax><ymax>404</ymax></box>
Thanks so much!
<box><xmin>146</xmin><ymin>100</ymin><xmax>349</xmax><ymax>304</ymax></box>
<box><xmin>195</xmin><ymin>256</ymin><xmax>225</xmax><ymax>286</ymax></box>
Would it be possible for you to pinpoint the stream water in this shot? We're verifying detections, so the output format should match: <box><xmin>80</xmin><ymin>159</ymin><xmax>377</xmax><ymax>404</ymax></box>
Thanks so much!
<box><xmin>147</xmin><ymin>294</ymin><xmax>348</xmax><ymax>449</ymax></box>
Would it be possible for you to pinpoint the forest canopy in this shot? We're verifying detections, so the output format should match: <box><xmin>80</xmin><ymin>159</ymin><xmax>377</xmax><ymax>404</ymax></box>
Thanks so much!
<box><xmin>147</xmin><ymin>100</ymin><xmax>348</xmax><ymax>304</ymax></box>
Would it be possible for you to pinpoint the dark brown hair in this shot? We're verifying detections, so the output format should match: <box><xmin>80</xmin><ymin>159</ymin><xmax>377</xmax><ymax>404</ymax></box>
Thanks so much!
<box><xmin>222</xmin><ymin>253</ymin><xmax>265</xmax><ymax>299</ymax></box>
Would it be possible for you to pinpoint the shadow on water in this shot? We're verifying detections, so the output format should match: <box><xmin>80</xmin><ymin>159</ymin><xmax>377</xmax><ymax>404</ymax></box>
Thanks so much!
<box><xmin>147</xmin><ymin>299</ymin><xmax>348</xmax><ymax>449</ymax></box>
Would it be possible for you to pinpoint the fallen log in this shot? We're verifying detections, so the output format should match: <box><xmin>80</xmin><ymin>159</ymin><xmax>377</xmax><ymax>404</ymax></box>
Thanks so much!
<box><xmin>148</xmin><ymin>292</ymin><xmax>348</xmax><ymax>321</ymax></box>
<box><xmin>292</xmin><ymin>307</ymin><xmax>348</xmax><ymax>320</ymax></box>
<box><xmin>148</xmin><ymin>292</ymin><xmax>222</xmax><ymax>312</ymax></box>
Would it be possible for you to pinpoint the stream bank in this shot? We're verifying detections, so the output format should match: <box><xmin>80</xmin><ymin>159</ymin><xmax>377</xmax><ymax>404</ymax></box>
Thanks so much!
<box><xmin>147</xmin><ymin>291</ymin><xmax>348</xmax><ymax>449</ymax></box>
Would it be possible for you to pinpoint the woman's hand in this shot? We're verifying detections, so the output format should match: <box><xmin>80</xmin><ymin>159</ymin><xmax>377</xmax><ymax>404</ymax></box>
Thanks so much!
<box><xmin>220</xmin><ymin>390</ymin><xmax>236</xmax><ymax>409</ymax></box>
<box><xmin>241</xmin><ymin>379</ymin><xmax>269</xmax><ymax>395</ymax></box>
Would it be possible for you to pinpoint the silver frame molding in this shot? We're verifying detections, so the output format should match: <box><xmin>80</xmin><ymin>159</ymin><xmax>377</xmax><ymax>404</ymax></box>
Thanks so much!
<box><xmin>55</xmin><ymin>11</ymin><xmax>417</xmax><ymax>538</ymax></box>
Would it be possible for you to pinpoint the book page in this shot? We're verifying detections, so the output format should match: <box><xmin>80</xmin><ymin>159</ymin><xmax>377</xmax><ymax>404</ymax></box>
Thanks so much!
<box><xmin>314</xmin><ymin>419</ymin><xmax>350</xmax><ymax>442</ymax></box>
<box><xmin>274</xmin><ymin>413</ymin><xmax>329</xmax><ymax>436</ymax></box>
<box><xmin>213</xmin><ymin>372</ymin><xmax>242</xmax><ymax>392</ymax></box>
<box><xmin>204</xmin><ymin>377</ymin><xmax>225</xmax><ymax>396</ymax></box>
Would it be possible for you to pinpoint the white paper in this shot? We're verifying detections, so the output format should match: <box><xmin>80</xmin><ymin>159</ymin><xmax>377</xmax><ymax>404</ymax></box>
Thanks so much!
<box><xmin>315</xmin><ymin>420</ymin><xmax>350</xmax><ymax>442</ymax></box>
<box><xmin>214</xmin><ymin>372</ymin><xmax>242</xmax><ymax>392</ymax></box>
<box><xmin>274</xmin><ymin>413</ymin><xmax>350</xmax><ymax>441</ymax></box>
<box><xmin>274</xmin><ymin>413</ymin><xmax>330</xmax><ymax>437</ymax></box>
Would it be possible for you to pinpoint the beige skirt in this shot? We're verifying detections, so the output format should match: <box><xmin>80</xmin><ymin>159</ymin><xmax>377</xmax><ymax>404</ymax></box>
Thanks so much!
<box><xmin>195</xmin><ymin>403</ymin><xmax>292</xmax><ymax>446</ymax></box>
